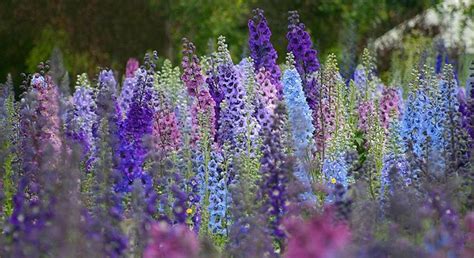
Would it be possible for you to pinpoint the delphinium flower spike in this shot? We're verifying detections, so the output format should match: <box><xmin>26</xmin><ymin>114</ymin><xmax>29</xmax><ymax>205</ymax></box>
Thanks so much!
<box><xmin>87</xmin><ymin>67</ymin><xmax>131</xmax><ymax>257</ymax></box>
<box><xmin>116</xmin><ymin>53</ymin><xmax>157</xmax><ymax>191</ymax></box>
<box><xmin>66</xmin><ymin>73</ymin><xmax>98</xmax><ymax>171</ymax></box>
<box><xmin>181</xmin><ymin>38</ymin><xmax>216</xmax><ymax>144</ymax></box>
<box><xmin>286</xmin><ymin>10</ymin><xmax>320</xmax><ymax>123</ymax></box>
<box><xmin>8</xmin><ymin>64</ymin><xmax>63</xmax><ymax>256</ymax></box>
<box><xmin>119</xmin><ymin>58</ymin><xmax>140</xmax><ymax>119</ymax></box>
<box><xmin>248</xmin><ymin>8</ymin><xmax>282</xmax><ymax>98</ymax></box>
<box><xmin>282</xmin><ymin>54</ymin><xmax>316</xmax><ymax>201</ymax></box>
<box><xmin>438</xmin><ymin>65</ymin><xmax>470</xmax><ymax>175</ymax></box>
<box><xmin>258</xmin><ymin>103</ymin><xmax>296</xmax><ymax>250</ymax></box>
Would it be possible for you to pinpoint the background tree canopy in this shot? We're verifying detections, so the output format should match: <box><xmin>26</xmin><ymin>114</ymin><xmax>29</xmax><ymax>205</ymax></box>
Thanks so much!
<box><xmin>0</xmin><ymin>0</ymin><xmax>439</xmax><ymax>86</ymax></box>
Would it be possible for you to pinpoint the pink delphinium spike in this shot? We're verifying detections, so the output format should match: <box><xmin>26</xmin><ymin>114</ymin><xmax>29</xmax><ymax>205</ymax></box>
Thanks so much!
<box><xmin>144</xmin><ymin>222</ymin><xmax>200</xmax><ymax>258</ymax></box>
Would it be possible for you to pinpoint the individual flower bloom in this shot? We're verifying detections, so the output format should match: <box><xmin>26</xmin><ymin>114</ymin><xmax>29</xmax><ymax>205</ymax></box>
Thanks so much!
<box><xmin>143</xmin><ymin>222</ymin><xmax>200</xmax><ymax>258</ymax></box>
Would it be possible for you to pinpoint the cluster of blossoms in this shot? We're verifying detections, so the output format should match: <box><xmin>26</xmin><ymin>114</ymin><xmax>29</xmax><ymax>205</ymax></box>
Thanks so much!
<box><xmin>1</xmin><ymin>9</ymin><xmax>474</xmax><ymax>258</ymax></box>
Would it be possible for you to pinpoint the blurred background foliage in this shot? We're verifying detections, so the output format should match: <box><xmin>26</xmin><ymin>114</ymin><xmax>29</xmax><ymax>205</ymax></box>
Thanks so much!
<box><xmin>0</xmin><ymin>0</ymin><xmax>441</xmax><ymax>87</ymax></box>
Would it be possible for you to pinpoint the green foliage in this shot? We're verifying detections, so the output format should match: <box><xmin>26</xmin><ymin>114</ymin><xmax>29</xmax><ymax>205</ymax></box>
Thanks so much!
<box><xmin>26</xmin><ymin>26</ymin><xmax>93</xmax><ymax>78</ymax></box>
<box><xmin>0</xmin><ymin>0</ymin><xmax>440</xmax><ymax>88</ymax></box>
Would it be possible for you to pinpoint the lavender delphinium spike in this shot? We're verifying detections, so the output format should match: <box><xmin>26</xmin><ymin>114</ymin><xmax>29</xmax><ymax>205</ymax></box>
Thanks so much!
<box><xmin>66</xmin><ymin>73</ymin><xmax>98</xmax><ymax>171</ymax></box>
<box><xmin>438</xmin><ymin>65</ymin><xmax>470</xmax><ymax>175</ymax></box>
<box><xmin>119</xmin><ymin>58</ymin><xmax>140</xmax><ymax>118</ymax></box>
<box><xmin>216</xmin><ymin>36</ymin><xmax>248</xmax><ymax>153</ymax></box>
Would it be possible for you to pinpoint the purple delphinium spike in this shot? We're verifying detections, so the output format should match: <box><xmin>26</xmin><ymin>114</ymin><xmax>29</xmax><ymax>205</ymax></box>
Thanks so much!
<box><xmin>258</xmin><ymin>103</ymin><xmax>295</xmax><ymax>248</ymax></box>
<box><xmin>286</xmin><ymin>11</ymin><xmax>320</xmax><ymax>112</ymax></box>
<box><xmin>216</xmin><ymin>63</ymin><xmax>247</xmax><ymax>149</ymax></box>
<box><xmin>248</xmin><ymin>9</ymin><xmax>282</xmax><ymax>98</ymax></box>
<box><xmin>116</xmin><ymin>54</ymin><xmax>156</xmax><ymax>191</ymax></box>
<box><xmin>91</xmin><ymin>69</ymin><xmax>128</xmax><ymax>257</ymax></box>
<box><xmin>465</xmin><ymin>62</ymin><xmax>474</xmax><ymax>145</ymax></box>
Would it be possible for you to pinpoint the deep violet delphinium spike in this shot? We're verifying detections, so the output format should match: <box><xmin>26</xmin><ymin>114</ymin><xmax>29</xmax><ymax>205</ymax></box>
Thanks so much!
<box><xmin>286</xmin><ymin>11</ymin><xmax>320</xmax><ymax>114</ymax></box>
<box><xmin>248</xmin><ymin>9</ymin><xmax>282</xmax><ymax>98</ymax></box>
<box><xmin>282</xmin><ymin>65</ymin><xmax>316</xmax><ymax>201</ymax></box>
<box><xmin>258</xmin><ymin>103</ymin><xmax>295</xmax><ymax>248</ymax></box>
<box><xmin>286</xmin><ymin>11</ymin><xmax>320</xmax><ymax>78</ymax></box>
<box><xmin>66</xmin><ymin>73</ymin><xmax>98</xmax><ymax>171</ymax></box>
